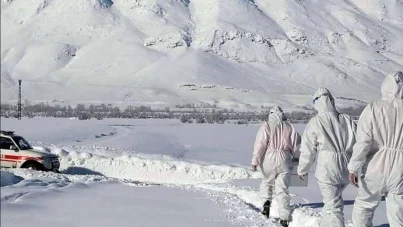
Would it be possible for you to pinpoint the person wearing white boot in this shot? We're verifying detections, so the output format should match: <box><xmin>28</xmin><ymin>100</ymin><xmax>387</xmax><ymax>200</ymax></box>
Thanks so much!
<box><xmin>298</xmin><ymin>87</ymin><xmax>357</xmax><ymax>227</ymax></box>
<box><xmin>348</xmin><ymin>71</ymin><xmax>403</xmax><ymax>227</ymax></box>
<box><xmin>251</xmin><ymin>106</ymin><xmax>301</xmax><ymax>227</ymax></box>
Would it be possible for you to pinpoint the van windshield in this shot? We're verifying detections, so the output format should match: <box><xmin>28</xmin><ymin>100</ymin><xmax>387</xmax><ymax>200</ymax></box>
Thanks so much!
<box><xmin>12</xmin><ymin>136</ymin><xmax>33</xmax><ymax>150</ymax></box>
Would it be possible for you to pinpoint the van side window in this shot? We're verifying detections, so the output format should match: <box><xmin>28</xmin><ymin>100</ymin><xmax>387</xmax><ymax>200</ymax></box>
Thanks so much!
<box><xmin>0</xmin><ymin>137</ymin><xmax>15</xmax><ymax>150</ymax></box>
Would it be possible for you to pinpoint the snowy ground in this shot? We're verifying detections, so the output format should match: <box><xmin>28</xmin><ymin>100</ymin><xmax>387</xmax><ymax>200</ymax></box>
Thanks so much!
<box><xmin>1</xmin><ymin>118</ymin><xmax>389</xmax><ymax>226</ymax></box>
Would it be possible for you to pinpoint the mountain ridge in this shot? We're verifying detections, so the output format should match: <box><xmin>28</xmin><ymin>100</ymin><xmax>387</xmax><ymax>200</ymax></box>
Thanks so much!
<box><xmin>1</xmin><ymin>0</ymin><xmax>402</xmax><ymax>109</ymax></box>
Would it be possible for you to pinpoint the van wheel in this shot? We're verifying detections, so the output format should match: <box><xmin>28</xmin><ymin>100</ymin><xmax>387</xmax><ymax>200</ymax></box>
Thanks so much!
<box><xmin>24</xmin><ymin>162</ymin><xmax>42</xmax><ymax>171</ymax></box>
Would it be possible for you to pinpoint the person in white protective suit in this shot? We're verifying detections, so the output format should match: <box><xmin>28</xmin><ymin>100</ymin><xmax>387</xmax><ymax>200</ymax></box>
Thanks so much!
<box><xmin>348</xmin><ymin>71</ymin><xmax>403</xmax><ymax>227</ymax></box>
<box><xmin>297</xmin><ymin>88</ymin><xmax>357</xmax><ymax>227</ymax></box>
<box><xmin>251</xmin><ymin>106</ymin><xmax>301</xmax><ymax>227</ymax></box>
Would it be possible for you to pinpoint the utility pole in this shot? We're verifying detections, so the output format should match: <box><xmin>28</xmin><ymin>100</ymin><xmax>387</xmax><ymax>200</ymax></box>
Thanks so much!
<box><xmin>18</xmin><ymin>80</ymin><xmax>22</xmax><ymax>120</ymax></box>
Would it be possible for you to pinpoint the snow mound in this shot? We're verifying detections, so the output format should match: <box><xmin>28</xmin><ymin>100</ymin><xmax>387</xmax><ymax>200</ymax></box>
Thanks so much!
<box><xmin>1</xmin><ymin>171</ymin><xmax>24</xmax><ymax>187</ymax></box>
<box><xmin>32</xmin><ymin>146</ymin><xmax>51</xmax><ymax>153</ymax></box>
<box><xmin>56</xmin><ymin>149</ymin><xmax>259</xmax><ymax>184</ymax></box>
<box><xmin>51</xmin><ymin>148</ymin><xmax>69</xmax><ymax>157</ymax></box>
<box><xmin>1</xmin><ymin>177</ymin><xmax>71</xmax><ymax>203</ymax></box>
<box><xmin>291</xmin><ymin>207</ymin><xmax>322</xmax><ymax>227</ymax></box>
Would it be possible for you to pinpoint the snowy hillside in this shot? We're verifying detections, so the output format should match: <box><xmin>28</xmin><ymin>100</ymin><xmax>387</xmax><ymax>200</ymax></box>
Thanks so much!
<box><xmin>1</xmin><ymin>0</ymin><xmax>403</xmax><ymax>108</ymax></box>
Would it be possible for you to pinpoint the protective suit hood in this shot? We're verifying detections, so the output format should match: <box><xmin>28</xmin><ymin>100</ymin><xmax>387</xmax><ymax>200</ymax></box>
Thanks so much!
<box><xmin>299</xmin><ymin>87</ymin><xmax>358</xmax><ymax>227</ymax></box>
<box><xmin>348</xmin><ymin>71</ymin><xmax>403</xmax><ymax>227</ymax></box>
<box><xmin>381</xmin><ymin>71</ymin><xmax>403</xmax><ymax>100</ymax></box>
<box><xmin>268</xmin><ymin>106</ymin><xmax>286</xmax><ymax>124</ymax></box>
<box><xmin>312</xmin><ymin>88</ymin><xmax>337</xmax><ymax>113</ymax></box>
<box><xmin>252</xmin><ymin>106</ymin><xmax>301</xmax><ymax>221</ymax></box>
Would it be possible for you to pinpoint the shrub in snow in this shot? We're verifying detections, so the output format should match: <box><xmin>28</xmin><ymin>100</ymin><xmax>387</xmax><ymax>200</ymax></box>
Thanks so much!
<box><xmin>180</xmin><ymin>114</ymin><xmax>190</xmax><ymax>123</ymax></box>
<box><xmin>237</xmin><ymin>120</ymin><xmax>248</xmax><ymax>125</ymax></box>
<box><xmin>196</xmin><ymin>116</ymin><xmax>206</xmax><ymax>124</ymax></box>
<box><xmin>94</xmin><ymin>113</ymin><xmax>104</xmax><ymax>120</ymax></box>
<box><xmin>0</xmin><ymin>102</ymin><xmax>365</xmax><ymax>124</ymax></box>
<box><xmin>78</xmin><ymin>113</ymin><xmax>91</xmax><ymax>120</ymax></box>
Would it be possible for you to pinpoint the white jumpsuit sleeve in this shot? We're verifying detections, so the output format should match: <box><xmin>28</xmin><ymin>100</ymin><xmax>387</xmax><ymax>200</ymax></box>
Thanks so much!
<box><xmin>348</xmin><ymin>105</ymin><xmax>373</xmax><ymax>174</ymax></box>
<box><xmin>345</xmin><ymin>115</ymin><xmax>358</xmax><ymax>157</ymax></box>
<box><xmin>297</xmin><ymin>119</ymin><xmax>318</xmax><ymax>175</ymax></box>
<box><xmin>252</xmin><ymin>123</ymin><xmax>269</xmax><ymax>166</ymax></box>
<box><xmin>290</xmin><ymin>125</ymin><xmax>301</xmax><ymax>158</ymax></box>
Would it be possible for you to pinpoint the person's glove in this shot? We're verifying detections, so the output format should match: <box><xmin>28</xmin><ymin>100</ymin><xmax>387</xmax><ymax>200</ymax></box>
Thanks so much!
<box><xmin>252</xmin><ymin>165</ymin><xmax>257</xmax><ymax>172</ymax></box>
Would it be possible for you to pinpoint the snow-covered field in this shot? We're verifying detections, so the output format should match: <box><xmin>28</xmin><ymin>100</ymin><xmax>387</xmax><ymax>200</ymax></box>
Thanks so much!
<box><xmin>1</xmin><ymin>118</ymin><xmax>389</xmax><ymax>227</ymax></box>
<box><xmin>2</xmin><ymin>0</ymin><xmax>403</xmax><ymax>109</ymax></box>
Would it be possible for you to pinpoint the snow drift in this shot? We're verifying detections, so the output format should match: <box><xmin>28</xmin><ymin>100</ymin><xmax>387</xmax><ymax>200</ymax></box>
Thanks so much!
<box><xmin>1</xmin><ymin>171</ymin><xmax>24</xmax><ymax>187</ymax></box>
<box><xmin>1</xmin><ymin>0</ymin><xmax>402</xmax><ymax>108</ymax></box>
<box><xmin>53</xmin><ymin>148</ymin><xmax>260</xmax><ymax>184</ymax></box>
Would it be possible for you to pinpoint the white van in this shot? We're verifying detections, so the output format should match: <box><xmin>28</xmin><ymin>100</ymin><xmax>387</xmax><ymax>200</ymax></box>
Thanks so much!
<box><xmin>0</xmin><ymin>130</ymin><xmax>60</xmax><ymax>172</ymax></box>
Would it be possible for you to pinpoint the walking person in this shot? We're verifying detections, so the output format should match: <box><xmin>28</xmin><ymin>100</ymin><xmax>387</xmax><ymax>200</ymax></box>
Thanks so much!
<box><xmin>251</xmin><ymin>106</ymin><xmax>301</xmax><ymax>227</ymax></box>
<box><xmin>348</xmin><ymin>71</ymin><xmax>403</xmax><ymax>227</ymax></box>
<box><xmin>297</xmin><ymin>88</ymin><xmax>357</xmax><ymax>227</ymax></box>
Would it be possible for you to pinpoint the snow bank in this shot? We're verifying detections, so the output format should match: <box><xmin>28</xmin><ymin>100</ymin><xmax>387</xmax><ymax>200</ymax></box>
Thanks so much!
<box><xmin>1</xmin><ymin>171</ymin><xmax>24</xmax><ymax>187</ymax></box>
<box><xmin>53</xmin><ymin>148</ymin><xmax>259</xmax><ymax>184</ymax></box>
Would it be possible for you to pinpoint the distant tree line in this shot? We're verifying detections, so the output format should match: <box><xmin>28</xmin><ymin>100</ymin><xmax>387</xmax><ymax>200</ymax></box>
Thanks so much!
<box><xmin>0</xmin><ymin>103</ymin><xmax>366</xmax><ymax>124</ymax></box>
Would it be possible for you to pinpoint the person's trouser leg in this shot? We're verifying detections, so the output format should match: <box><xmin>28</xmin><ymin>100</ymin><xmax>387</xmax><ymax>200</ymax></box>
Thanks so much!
<box><xmin>352</xmin><ymin>177</ymin><xmax>382</xmax><ymax>227</ymax></box>
<box><xmin>260</xmin><ymin>171</ymin><xmax>275</xmax><ymax>201</ymax></box>
<box><xmin>275</xmin><ymin>172</ymin><xmax>291</xmax><ymax>221</ymax></box>
<box><xmin>317</xmin><ymin>181</ymin><xmax>345</xmax><ymax>227</ymax></box>
<box><xmin>386</xmin><ymin>180</ymin><xmax>403</xmax><ymax>227</ymax></box>
<box><xmin>386</xmin><ymin>193</ymin><xmax>403</xmax><ymax>227</ymax></box>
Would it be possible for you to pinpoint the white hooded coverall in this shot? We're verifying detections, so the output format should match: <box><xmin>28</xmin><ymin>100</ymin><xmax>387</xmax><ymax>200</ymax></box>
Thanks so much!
<box><xmin>297</xmin><ymin>88</ymin><xmax>357</xmax><ymax>227</ymax></box>
<box><xmin>252</xmin><ymin>106</ymin><xmax>301</xmax><ymax>221</ymax></box>
<box><xmin>348</xmin><ymin>71</ymin><xmax>403</xmax><ymax>227</ymax></box>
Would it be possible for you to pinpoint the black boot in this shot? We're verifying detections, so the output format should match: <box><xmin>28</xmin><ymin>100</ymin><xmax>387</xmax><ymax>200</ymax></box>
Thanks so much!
<box><xmin>261</xmin><ymin>200</ymin><xmax>271</xmax><ymax>218</ymax></box>
<box><xmin>280</xmin><ymin>220</ymin><xmax>289</xmax><ymax>227</ymax></box>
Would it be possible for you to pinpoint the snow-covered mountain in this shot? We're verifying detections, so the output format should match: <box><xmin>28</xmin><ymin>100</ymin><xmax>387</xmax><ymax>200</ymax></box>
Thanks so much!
<box><xmin>1</xmin><ymin>0</ymin><xmax>402</xmax><ymax>109</ymax></box>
